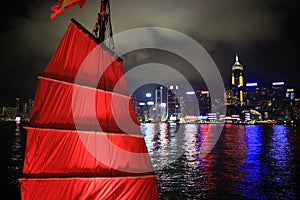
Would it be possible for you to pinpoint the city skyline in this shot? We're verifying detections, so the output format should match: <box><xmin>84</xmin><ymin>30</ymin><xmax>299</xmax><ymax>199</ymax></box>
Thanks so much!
<box><xmin>1</xmin><ymin>62</ymin><xmax>298</xmax><ymax>107</ymax></box>
<box><xmin>1</xmin><ymin>0</ymin><xmax>299</xmax><ymax>105</ymax></box>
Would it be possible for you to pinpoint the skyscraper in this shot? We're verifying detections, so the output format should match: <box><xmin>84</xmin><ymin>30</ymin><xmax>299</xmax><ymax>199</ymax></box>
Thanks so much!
<box><xmin>155</xmin><ymin>86</ymin><xmax>165</xmax><ymax>121</ymax></box>
<box><xmin>167</xmin><ymin>84</ymin><xmax>179</xmax><ymax>120</ymax></box>
<box><xmin>231</xmin><ymin>53</ymin><xmax>244</xmax><ymax>106</ymax></box>
<box><xmin>15</xmin><ymin>97</ymin><xmax>20</xmax><ymax>113</ymax></box>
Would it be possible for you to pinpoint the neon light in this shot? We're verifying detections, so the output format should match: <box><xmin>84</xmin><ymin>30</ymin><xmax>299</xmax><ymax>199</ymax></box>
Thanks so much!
<box><xmin>186</xmin><ymin>91</ymin><xmax>195</xmax><ymax>95</ymax></box>
<box><xmin>147</xmin><ymin>101</ymin><xmax>154</xmax><ymax>105</ymax></box>
<box><xmin>246</xmin><ymin>83</ymin><xmax>258</xmax><ymax>87</ymax></box>
<box><xmin>219</xmin><ymin>114</ymin><xmax>225</xmax><ymax>120</ymax></box>
<box><xmin>239</xmin><ymin>75</ymin><xmax>243</xmax><ymax>86</ymax></box>
<box><xmin>231</xmin><ymin>115</ymin><xmax>240</xmax><ymax>119</ymax></box>
<box><xmin>240</xmin><ymin>90</ymin><xmax>243</xmax><ymax>102</ymax></box>
<box><xmin>198</xmin><ymin>115</ymin><xmax>208</xmax><ymax>120</ymax></box>
<box><xmin>169</xmin><ymin>116</ymin><xmax>177</xmax><ymax>120</ymax></box>
<box><xmin>272</xmin><ymin>82</ymin><xmax>284</xmax><ymax>86</ymax></box>
<box><xmin>145</xmin><ymin>93</ymin><xmax>152</xmax><ymax>97</ymax></box>
<box><xmin>201</xmin><ymin>91</ymin><xmax>209</xmax><ymax>94</ymax></box>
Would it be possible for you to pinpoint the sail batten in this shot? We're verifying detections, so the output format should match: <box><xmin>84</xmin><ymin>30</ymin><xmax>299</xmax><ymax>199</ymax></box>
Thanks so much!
<box><xmin>19</xmin><ymin>176</ymin><xmax>158</xmax><ymax>200</ymax></box>
<box><xmin>24</xmin><ymin>126</ymin><xmax>145</xmax><ymax>137</ymax></box>
<box><xmin>38</xmin><ymin>76</ymin><xmax>132</xmax><ymax>99</ymax></box>
<box><xmin>20</xmin><ymin>18</ymin><xmax>159</xmax><ymax>199</ymax></box>
<box><xmin>20</xmin><ymin>175</ymin><xmax>158</xmax><ymax>180</ymax></box>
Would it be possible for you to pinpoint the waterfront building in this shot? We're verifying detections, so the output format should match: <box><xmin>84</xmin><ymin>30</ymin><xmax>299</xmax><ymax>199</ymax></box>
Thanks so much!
<box><xmin>154</xmin><ymin>87</ymin><xmax>164</xmax><ymax>121</ymax></box>
<box><xmin>15</xmin><ymin>97</ymin><xmax>20</xmax><ymax>113</ymax></box>
<box><xmin>231</xmin><ymin>53</ymin><xmax>245</xmax><ymax>106</ymax></box>
<box><xmin>180</xmin><ymin>91</ymin><xmax>198</xmax><ymax>118</ymax></box>
<box><xmin>270</xmin><ymin>81</ymin><xmax>286</xmax><ymax>121</ymax></box>
<box><xmin>292</xmin><ymin>97</ymin><xmax>300</xmax><ymax>123</ymax></box>
<box><xmin>131</xmin><ymin>95</ymin><xmax>139</xmax><ymax>116</ymax></box>
<box><xmin>198</xmin><ymin>90</ymin><xmax>211</xmax><ymax>116</ymax></box>
<box><xmin>0</xmin><ymin>106</ymin><xmax>17</xmax><ymax>120</ymax></box>
<box><xmin>22</xmin><ymin>99</ymin><xmax>33</xmax><ymax>120</ymax></box>
<box><xmin>145</xmin><ymin>92</ymin><xmax>154</xmax><ymax>121</ymax></box>
<box><xmin>244</xmin><ymin>82</ymin><xmax>258</xmax><ymax>107</ymax></box>
<box><xmin>167</xmin><ymin>84</ymin><xmax>179</xmax><ymax>120</ymax></box>
<box><xmin>225</xmin><ymin>89</ymin><xmax>235</xmax><ymax>105</ymax></box>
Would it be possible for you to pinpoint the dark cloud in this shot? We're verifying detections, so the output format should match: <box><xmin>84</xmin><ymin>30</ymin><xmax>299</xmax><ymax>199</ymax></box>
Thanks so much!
<box><xmin>111</xmin><ymin>0</ymin><xmax>285</xmax><ymax>47</ymax></box>
<box><xmin>1</xmin><ymin>0</ymin><xmax>299</xmax><ymax>104</ymax></box>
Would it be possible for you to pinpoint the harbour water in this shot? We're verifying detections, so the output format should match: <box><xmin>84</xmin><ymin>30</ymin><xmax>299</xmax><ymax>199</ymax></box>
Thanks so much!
<box><xmin>1</xmin><ymin>121</ymin><xmax>300</xmax><ymax>199</ymax></box>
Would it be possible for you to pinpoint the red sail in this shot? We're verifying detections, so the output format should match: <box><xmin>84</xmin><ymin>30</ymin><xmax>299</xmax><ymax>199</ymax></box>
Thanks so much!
<box><xmin>19</xmin><ymin>19</ymin><xmax>159</xmax><ymax>200</ymax></box>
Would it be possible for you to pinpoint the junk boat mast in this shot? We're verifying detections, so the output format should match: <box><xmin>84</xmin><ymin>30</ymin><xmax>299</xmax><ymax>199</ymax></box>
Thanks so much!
<box><xmin>93</xmin><ymin>0</ymin><xmax>114</xmax><ymax>49</ymax></box>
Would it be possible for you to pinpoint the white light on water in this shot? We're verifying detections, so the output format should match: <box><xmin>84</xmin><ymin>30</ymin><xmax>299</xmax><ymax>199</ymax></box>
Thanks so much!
<box><xmin>15</xmin><ymin>116</ymin><xmax>21</xmax><ymax>123</ymax></box>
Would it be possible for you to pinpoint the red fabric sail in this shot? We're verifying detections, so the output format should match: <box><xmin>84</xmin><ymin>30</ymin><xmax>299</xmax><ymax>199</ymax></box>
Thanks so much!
<box><xmin>22</xmin><ymin>127</ymin><xmax>154</xmax><ymax>177</ymax></box>
<box><xmin>43</xmin><ymin>20</ymin><xmax>129</xmax><ymax>95</ymax></box>
<box><xmin>29</xmin><ymin>77</ymin><xmax>139</xmax><ymax>134</ymax></box>
<box><xmin>19</xmin><ymin>19</ymin><xmax>159</xmax><ymax>199</ymax></box>
<box><xmin>19</xmin><ymin>176</ymin><xmax>158</xmax><ymax>200</ymax></box>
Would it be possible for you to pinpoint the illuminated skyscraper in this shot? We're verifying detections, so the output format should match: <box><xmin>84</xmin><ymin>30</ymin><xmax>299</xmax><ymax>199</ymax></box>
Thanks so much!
<box><xmin>167</xmin><ymin>84</ymin><xmax>179</xmax><ymax>120</ymax></box>
<box><xmin>198</xmin><ymin>90</ymin><xmax>211</xmax><ymax>116</ymax></box>
<box><xmin>231</xmin><ymin>53</ymin><xmax>244</xmax><ymax>106</ymax></box>
<box><xmin>155</xmin><ymin>87</ymin><xmax>163</xmax><ymax>107</ymax></box>
<box><xmin>180</xmin><ymin>91</ymin><xmax>198</xmax><ymax>117</ymax></box>
<box><xmin>155</xmin><ymin>86</ymin><xmax>166</xmax><ymax>121</ymax></box>
<box><xmin>15</xmin><ymin>97</ymin><xmax>20</xmax><ymax>113</ymax></box>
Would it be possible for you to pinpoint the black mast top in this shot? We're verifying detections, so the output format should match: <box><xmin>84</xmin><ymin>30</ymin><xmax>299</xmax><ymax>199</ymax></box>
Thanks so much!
<box><xmin>93</xmin><ymin>0</ymin><xmax>114</xmax><ymax>49</ymax></box>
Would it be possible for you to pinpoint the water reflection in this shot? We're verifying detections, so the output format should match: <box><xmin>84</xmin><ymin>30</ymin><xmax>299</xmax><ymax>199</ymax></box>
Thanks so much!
<box><xmin>237</xmin><ymin>125</ymin><xmax>266</xmax><ymax>199</ymax></box>
<box><xmin>141</xmin><ymin>123</ymin><xmax>299</xmax><ymax>199</ymax></box>
<box><xmin>8</xmin><ymin>122</ymin><xmax>23</xmax><ymax>187</ymax></box>
<box><xmin>4</xmin><ymin>122</ymin><xmax>300</xmax><ymax>199</ymax></box>
<box><xmin>268</xmin><ymin>125</ymin><xmax>295</xmax><ymax>198</ymax></box>
<box><xmin>142</xmin><ymin>122</ymin><xmax>184</xmax><ymax>171</ymax></box>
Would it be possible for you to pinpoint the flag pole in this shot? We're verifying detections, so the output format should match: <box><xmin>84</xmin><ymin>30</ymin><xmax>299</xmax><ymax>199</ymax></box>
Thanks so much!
<box><xmin>99</xmin><ymin>0</ymin><xmax>108</xmax><ymax>43</ymax></box>
<box><xmin>93</xmin><ymin>0</ymin><xmax>108</xmax><ymax>43</ymax></box>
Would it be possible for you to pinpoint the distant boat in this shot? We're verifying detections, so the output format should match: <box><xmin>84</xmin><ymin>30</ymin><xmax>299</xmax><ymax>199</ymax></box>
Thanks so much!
<box><xmin>19</xmin><ymin>0</ymin><xmax>159</xmax><ymax>199</ymax></box>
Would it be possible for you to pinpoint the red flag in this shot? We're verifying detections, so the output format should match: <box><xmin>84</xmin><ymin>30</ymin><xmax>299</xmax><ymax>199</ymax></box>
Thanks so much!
<box><xmin>50</xmin><ymin>0</ymin><xmax>86</xmax><ymax>19</ymax></box>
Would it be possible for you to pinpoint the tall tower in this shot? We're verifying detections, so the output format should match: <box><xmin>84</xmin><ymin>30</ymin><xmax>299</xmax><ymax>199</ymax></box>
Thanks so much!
<box><xmin>155</xmin><ymin>86</ymin><xmax>164</xmax><ymax>121</ymax></box>
<box><xmin>167</xmin><ymin>84</ymin><xmax>179</xmax><ymax>120</ymax></box>
<box><xmin>231</xmin><ymin>52</ymin><xmax>244</xmax><ymax>106</ymax></box>
<box><xmin>15</xmin><ymin>97</ymin><xmax>20</xmax><ymax>114</ymax></box>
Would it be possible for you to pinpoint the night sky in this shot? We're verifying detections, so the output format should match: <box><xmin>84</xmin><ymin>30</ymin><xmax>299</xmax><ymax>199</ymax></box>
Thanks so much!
<box><xmin>1</xmin><ymin>0</ymin><xmax>299</xmax><ymax>105</ymax></box>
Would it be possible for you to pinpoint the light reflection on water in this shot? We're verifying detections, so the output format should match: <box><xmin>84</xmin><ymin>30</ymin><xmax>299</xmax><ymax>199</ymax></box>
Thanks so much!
<box><xmin>8</xmin><ymin>123</ymin><xmax>23</xmax><ymax>187</ymax></box>
<box><xmin>4</xmin><ymin>122</ymin><xmax>300</xmax><ymax>199</ymax></box>
<box><xmin>142</xmin><ymin>123</ymin><xmax>300</xmax><ymax>199</ymax></box>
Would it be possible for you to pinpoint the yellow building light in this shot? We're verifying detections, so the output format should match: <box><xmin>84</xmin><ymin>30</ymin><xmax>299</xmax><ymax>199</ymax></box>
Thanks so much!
<box><xmin>240</xmin><ymin>90</ymin><xmax>243</xmax><ymax>102</ymax></box>
<box><xmin>239</xmin><ymin>74</ymin><xmax>243</xmax><ymax>86</ymax></box>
